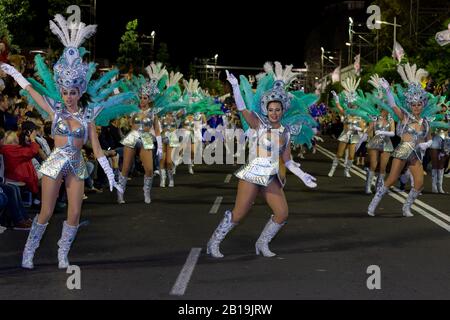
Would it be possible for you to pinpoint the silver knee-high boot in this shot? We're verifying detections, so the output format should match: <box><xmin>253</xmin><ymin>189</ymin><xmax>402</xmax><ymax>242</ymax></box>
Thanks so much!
<box><xmin>117</xmin><ymin>173</ymin><xmax>127</xmax><ymax>204</ymax></box>
<box><xmin>328</xmin><ymin>157</ymin><xmax>339</xmax><ymax>177</ymax></box>
<box><xmin>160</xmin><ymin>169</ymin><xmax>166</xmax><ymax>187</ymax></box>
<box><xmin>206</xmin><ymin>210</ymin><xmax>237</xmax><ymax>258</ymax></box>
<box><xmin>368</xmin><ymin>186</ymin><xmax>389</xmax><ymax>216</ymax></box>
<box><xmin>57</xmin><ymin>221</ymin><xmax>79</xmax><ymax>269</ymax></box>
<box><xmin>344</xmin><ymin>159</ymin><xmax>353</xmax><ymax>178</ymax></box>
<box><xmin>375</xmin><ymin>173</ymin><xmax>385</xmax><ymax>190</ymax></box>
<box><xmin>22</xmin><ymin>216</ymin><xmax>48</xmax><ymax>269</ymax></box>
<box><xmin>432</xmin><ymin>169</ymin><xmax>439</xmax><ymax>193</ymax></box>
<box><xmin>143</xmin><ymin>176</ymin><xmax>153</xmax><ymax>204</ymax></box>
<box><xmin>438</xmin><ymin>169</ymin><xmax>446</xmax><ymax>194</ymax></box>
<box><xmin>365</xmin><ymin>170</ymin><xmax>375</xmax><ymax>194</ymax></box>
<box><xmin>167</xmin><ymin>168</ymin><xmax>174</xmax><ymax>187</ymax></box>
<box><xmin>255</xmin><ymin>216</ymin><xmax>286</xmax><ymax>257</ymax></box>
<box><xmin>402</xmin><ymin>189</ymin><xmax>420</xmax><ymax>217</ymax></box>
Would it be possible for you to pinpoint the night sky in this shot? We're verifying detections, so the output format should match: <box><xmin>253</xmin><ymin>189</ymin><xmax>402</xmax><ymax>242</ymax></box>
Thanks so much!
<box><xmin>31</xmin><ymin>0</ymin><xmax>342</xmax><ymax>71</ymax></box>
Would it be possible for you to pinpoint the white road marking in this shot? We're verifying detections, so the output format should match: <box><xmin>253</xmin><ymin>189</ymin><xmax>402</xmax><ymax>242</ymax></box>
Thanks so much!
<box><xmin>224</xmin><ymin>174</ymin><xmax>232</xmax><ymax>184</ymax></box>
<box><xmin>209</xmin><ymin>196</ymin><xmax>223</xmax><ymax>214</ymax></box>
<box><xmin>170</xmin><ymin>248</ymin><xmax>202</xmax><ymax>296</ymax></box>
<box><xmin>316</xmin><ymin>144</ymin><xmax>450</xmax><ymax>232</ymax></box>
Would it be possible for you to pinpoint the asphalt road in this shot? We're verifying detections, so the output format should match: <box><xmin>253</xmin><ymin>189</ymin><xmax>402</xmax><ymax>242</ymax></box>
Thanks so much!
<box><xmin>1</xmin><ymin>137</ymin><xmax>449</xmax><ymax>300</ymax></box>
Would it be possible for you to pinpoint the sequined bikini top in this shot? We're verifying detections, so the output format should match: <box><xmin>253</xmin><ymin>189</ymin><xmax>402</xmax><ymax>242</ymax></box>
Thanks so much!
<box><xmin>345</xmin><ymin>115</ymin><xmax>361</xmax><ymax>131</ymax></box>
<box><xmin>161</xmin><ymin>115</ymin><xmax>178</xmax><ymax>131</ymax></box>
<box><xmin>397</xmin><ymin>114</ymin><xmax>429</xmax><ymax>140</ymax></box>
<box><xmin>374</xmin><ymin>117</ymin><xmax>392</xmax><ymax>132</ymax></box>
<box><xmin>183</xmin><ymin>116</ymin><xmax>195</xmax><ymax>130</ymax></box>
<box><xmin>132</xmin><ymin>109</ymin><xmax>154</xmax><ymax>131</ymax></box>
<box><xmin>254</xmin><ymin>112</ymin><xmax>290</xmax><ymax>154</ymax></box>
<box><xmin>51</xmin><ymin>108</ymin><xmax>88</xmax><ymax>146</ymax></box>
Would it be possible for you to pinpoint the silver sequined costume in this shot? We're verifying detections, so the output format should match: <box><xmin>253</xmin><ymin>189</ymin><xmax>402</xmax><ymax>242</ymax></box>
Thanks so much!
<box><xmin>121</xmin><ymin>109</ymin><xmax>155</xmax><ymax>150</ymax></box>
<box><xmin>431</xmin><ymin>129</ymin><xmax>450</xmax><ymax>154</ymax></box>
<box><xmin>160</xmin><ymin>113</ymin><xmax>181</xmax><ymax>148</ymax></box>
<box><xmin>234</xmin><ymin>112</ymin><xmax>290</xmax><ymax>187</ymax></box>
<box><xmin>367</xmin><ymin>116</ymin><xmax>394</xmax><ymax>152</ymax></box>
<box><xmin>39</xmin><ymin>97</ymin><xmax>89</xmax><ymax>180</ymax></box>
<box><xmin>391</xmin><ymin>113</ymin><xmax>430</xmax><ymax>163</ymax></box>
<box><xmin>337</xmin><ymin>115</ymin><xmax>363</xmax><ymax>144</ymax></box>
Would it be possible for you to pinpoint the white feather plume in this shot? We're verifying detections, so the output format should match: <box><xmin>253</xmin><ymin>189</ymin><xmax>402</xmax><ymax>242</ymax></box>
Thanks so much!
<box><xmin>49</xmin><ymin>14</ymin><xmax>97</xmax><ymax>48</ymax></box>
<box><xmin>273</xmin><ymin>61</ymin><xmax>298</xmax><ymax>85</ymax></box>
<box><xmin>263</xmin><ymin>61</ymin><xmax>273</xmax><ymax>74</ymax></box>
<box><xmin>368</xmin><ymin>74</ymin><xmax>382</xmax><ymax>89</ymax></box>
<box><xmin>397</xmin><ymin>62</ymin><xmax>428</xmax><ymax>84</ymax></box>
<box><xmin>167</xmin><ymin>71</ymin><xmax>183</xmax><ymax>87</ymax></box>
<box><xmin>146</xmin><ymin>62</ymin><xmax>168</xmax><ymax>81</ymax></box>
<box><xmin>255</xmin><ymin>61</ymin><xmax>273</xmax><ymax>81</ymax></box>
<box><xmin>341</xmin><ymin>76</ymin><xmax>360</xmax><ymax>93</ymax></box>
<box><xmin>183</xmin><ymin>79</ymin><xmax>200</xmax><ymax>93</ymax></box>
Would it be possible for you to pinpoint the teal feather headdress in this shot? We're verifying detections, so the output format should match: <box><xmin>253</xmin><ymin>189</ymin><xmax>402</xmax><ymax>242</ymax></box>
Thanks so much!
<box><xmin>235</xmin><ymin>62</ymin><xmax>318</xmax><ymax>147</ymax></box>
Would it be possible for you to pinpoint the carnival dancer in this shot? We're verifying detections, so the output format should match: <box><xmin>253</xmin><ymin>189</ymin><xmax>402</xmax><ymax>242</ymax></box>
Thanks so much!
<box><xmin>206</xmin><ymin>62</ymin><xmax>318</xmax><ymax>258</ymax></box>
<box><xmin>116</xmin><ymin>63</ymin><xmax>166</xmax><ymax>204</ymax></box>
<box><xmin>1</xmin><ymin>14</ymin><xmax>137</xmax><ymax>268</ymax></box>
<box><xmin>368</xmin><ymin>63</ymin><xmax>440</xmax><ymax>217</ymax></box>
<box><xmin>363</xmin><ymin>74</ymin><xmax>396</xmax><ymax>194</ymax></box>
<box><xmin>430</xmin><ymin>108</ymin><xmax>450</xmax><ymax>194</ymax></box>
<box><xmin>328</xmin><ymin>77</ymin><xmax>366</xmax><ymax>178</ymax></box>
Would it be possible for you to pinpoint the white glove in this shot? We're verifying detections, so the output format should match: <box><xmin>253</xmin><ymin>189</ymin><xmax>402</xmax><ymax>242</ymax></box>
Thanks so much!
<box><xmin>379</xmin><ymin>78</ymin><xmax>396</xmax><ymax>108</ymax></box>
<box><xmin>156</xmin><ymin>135</ymin><xmax>163</xmax><ymax>159</ymax></box>
<box><xmin>98</xmin><ymin>156</ymin><xmax>123</xmax><ymax>193</ymax></box>
<box><xmin>353</xmin><ymin>125</ymin><xmax>363</xmax><ymax>132</ymax></box>
<box><xmin>313</xmin><ymin>136</ymin><xmax>324</xmax><ymax>142</ymax></box>
<box><xmin>418</xmin><ymin>140</ymin><xmax>432</xmax><ymax>151</ymax></box>
<box><xmin>359</xmin><ymin>132</ymin><xmax>368</xmax><ymax>143</ymax></box>
<box><xmin>331</xmin><ymin>90</ymin><xmax>340</xmax><ymax>103</ymax></box>
<box><xmin>0</xmin><ymin>62</ymin><xmax>30</xmax><ymax>89</ymax></box>
<box><xmin>285</xmin><ymin>160</ymin><xmax>317</xmax><ymax>188</ymax></box>
<box><xmin>375</xmin><ymin>130</ymin><xmax>395</xmax><ymax>137</ymax></box>
<box><xmin>226</xmin><ymin>70</ymin><xmax>246</xmax><ymax>112</ymax></box>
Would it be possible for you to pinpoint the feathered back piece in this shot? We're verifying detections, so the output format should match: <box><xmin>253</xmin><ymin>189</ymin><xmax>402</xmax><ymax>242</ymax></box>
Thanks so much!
<box><xmin>167</xmin><ymin>71</ymin><xmax>183</xmax><ymax>88</ymax></box>
<box><xmin>368</xmin><ymin>74</ymin><xmax>382</xmax><ymax>91</ymax></box>
<box><xmin>237</xmin><ymin>61</ymin><xmax>318</xmax><ymax>147</ymax></box>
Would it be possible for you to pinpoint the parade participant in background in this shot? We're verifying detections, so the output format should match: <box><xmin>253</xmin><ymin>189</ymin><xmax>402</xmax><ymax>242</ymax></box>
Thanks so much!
<box><xmin>116</xmin><ymin>62</ymin><xmax>166</xmax><ymax>204</ymax></box>
<box><xmin>368</xmin><ymin>63</ymin><xmax>441</xmax><ymax>217</ymax></box>
<box><xmin>328</xmin><ymin>77</ymin><xmax>366</xmax><ymax>178</ymax></box>
<box><xmin>362</xmin><ymin>74</ymin><xmax>397</xmax><ymax>194</ymax></box>
<box><xmin>430</xmin><ymin>107</ymin><xmax>450</xmax><ymax>194</ymax></box>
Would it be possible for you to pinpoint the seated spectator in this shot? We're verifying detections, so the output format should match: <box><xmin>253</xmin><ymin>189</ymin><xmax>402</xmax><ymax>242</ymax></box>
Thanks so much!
<box><xmin>0</xmin><ymin>183</ymin><xmax>32</xmax><ymax>230</ymax></box>
<box><xmin>0</xmin><ymin>128</ymin><xmax>40</xmax><ymax>196</ymax></box>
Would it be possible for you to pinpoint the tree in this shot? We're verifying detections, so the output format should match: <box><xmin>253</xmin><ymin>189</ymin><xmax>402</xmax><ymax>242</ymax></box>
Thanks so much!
<box><xmin>0</xmin><ymin>0</ymin><xmax>34</xmax><ymax>52</ymax></box>
<box><xmin>201</xmin><ymin>79</ymin><xmax>225</xmax><ymax>97</ymax></box>
<box><xmin>155</xmin><ymin>42</ymin><xmax>170</xmax><ymax>67</ymax></box>
<box><xmin>414</xmin><ymin>19</ymin><xmax>450</xmax><ymax>85</ymax></box>
<box><xmin>117</xmin><ymin>19</ymin><xmax>143</xmax><ymax>73</ymax></box>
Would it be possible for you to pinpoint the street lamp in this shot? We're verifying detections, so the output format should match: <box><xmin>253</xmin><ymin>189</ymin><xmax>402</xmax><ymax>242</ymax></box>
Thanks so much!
<box><xmin>347</xmin><ymin>17</ymin><xmax>355</xmax><ymax>65</ymax></box>
<box><xmin>376</xmin><ymin>17</ymin><xmax>402</xmax><ymax>51</ymax></box>
<box><xmin>320</xmin><ymin>47</ymin><xmax>324</xmax><ymax>79</ymax></box>
<box><xmin>150</xmin><ymin>31</ymin><xmax>156</xmax><ymax>61</ymax></box>
<box><xmin>213</xmin><ymin>54</ymin><xmax>219</xmax><ymax>80</ymax></box>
